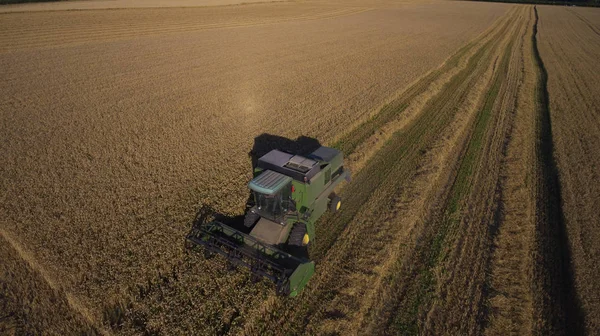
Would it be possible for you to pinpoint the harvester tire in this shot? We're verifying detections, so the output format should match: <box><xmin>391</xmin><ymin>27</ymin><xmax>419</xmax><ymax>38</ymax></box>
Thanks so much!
<box><xmin>244</xmin><ymin>211</ymin><xmax>260</xmax><ymax>228</ymax></box>
<box><xmin>288</xmin><ymin>222</ymin><xmax>308</xmax><ymax>247</ymax></box>
<box><xmin>329</xmin><ymin>193</ymin><xmax>342</xmax><ymax>213</ymax></box>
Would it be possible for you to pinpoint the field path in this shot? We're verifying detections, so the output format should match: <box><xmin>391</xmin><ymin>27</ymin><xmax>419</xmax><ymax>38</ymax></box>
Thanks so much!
<box><xmin>0</xmin><ymin>227</ymin><xmax>102</xmax><ymax>334</ymax></box>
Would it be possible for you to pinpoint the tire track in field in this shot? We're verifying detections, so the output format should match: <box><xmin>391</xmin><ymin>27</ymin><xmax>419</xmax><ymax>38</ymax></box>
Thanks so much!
<box><xmin>0</xmin><ymin>7</ymin><xmax>372</xmax><ymax>53</ymax></box>
<box><xmin>530</xmin><ymin>6</ymin><xmax>584</xmax><ymax>335</ymax></box>
<box><xmin>0</xmin><ymin>227</ymin><xmax>104</xmax><ymax>334</ymax></box>
<box><xmin>236</xmin><ymin>7</ymin><xmax>521</xmax><ymax>336</ymax></box>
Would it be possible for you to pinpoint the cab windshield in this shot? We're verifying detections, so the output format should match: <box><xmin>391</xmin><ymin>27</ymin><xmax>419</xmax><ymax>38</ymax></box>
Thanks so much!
<box><xmin>254</xmin><ymin>183</ymin><xmax>293</xmax><ymax>222</ymax></box>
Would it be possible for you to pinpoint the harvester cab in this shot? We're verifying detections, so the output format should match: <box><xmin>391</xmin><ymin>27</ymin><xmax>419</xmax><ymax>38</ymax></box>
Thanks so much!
<box><xmin>186</xmin><ymin>146</ymin><xmax>350</xmax><ymax>297</ymax></box>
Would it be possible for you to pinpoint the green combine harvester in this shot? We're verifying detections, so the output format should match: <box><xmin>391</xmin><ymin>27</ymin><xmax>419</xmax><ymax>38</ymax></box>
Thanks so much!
<box><xmin>186</xmin><ymin>146</ymin><xmax>350</xmax><ymax>297</ymax></box>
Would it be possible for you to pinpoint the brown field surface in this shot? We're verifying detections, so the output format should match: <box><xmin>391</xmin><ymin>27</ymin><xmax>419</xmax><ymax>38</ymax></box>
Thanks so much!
<box><xmin>1</xmin><ymin>0</ymin><xmax>599</xmax><ymax>335</ymax></box>
<box><xmin>0</xmin><ymin>0</ymin><xmax>286</xmax><ymax>12</ymax></box>
<box><xmin>537</xmin><ymin>5</ymin><xmax>600</xmax><ymax>334</ymax></box>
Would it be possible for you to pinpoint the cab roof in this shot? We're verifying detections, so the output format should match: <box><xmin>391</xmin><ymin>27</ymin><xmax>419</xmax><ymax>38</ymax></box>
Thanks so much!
<box><xmin>248</xmin><ymin>170</ymin><xmax>292</xmax><ymax>195</ymax></box>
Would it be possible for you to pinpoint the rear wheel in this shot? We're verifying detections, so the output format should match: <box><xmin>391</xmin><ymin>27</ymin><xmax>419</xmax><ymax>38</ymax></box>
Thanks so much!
<box><xmin>329</xmin><ymin>193</ymin><xmax>342</xmax><ymax>213</ymax></box>
<box><xmin>288</xmin><ymin>222</ymin><xmax>309</xmax><ymax>247</ymax></box>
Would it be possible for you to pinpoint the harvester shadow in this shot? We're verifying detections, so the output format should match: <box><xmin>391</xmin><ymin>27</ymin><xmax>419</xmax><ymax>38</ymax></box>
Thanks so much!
<box><xmin>248</xmin><ymin>133</ymin><xmax>322</xmax><ymax>170</ymax></box>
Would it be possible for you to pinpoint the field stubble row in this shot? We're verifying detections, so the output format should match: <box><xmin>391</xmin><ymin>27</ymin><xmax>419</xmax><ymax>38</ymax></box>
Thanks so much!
<box><xmin>367</xmin><ymin>8</ymin><xmax>525</xmax><ymax>335</ymax></box>
<box><xmin>373</xmin><ymin>5</ymin><xmax>600</xmax><ymax>335</ymax></box>
<box><xmin>485</xmin><ymin>6</ymin><xmax>537</xmax><ymax>335</ymax></box>
<box><xmin>421</xmin><ymin>8</ymin><xmax>529</xmax><ymax>334</ymax></box>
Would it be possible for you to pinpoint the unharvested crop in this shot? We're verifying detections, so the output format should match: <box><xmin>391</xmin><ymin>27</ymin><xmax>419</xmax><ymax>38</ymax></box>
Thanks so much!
<box><xmin>1</xmin><ymin>0</ymin><xmax>599</xmax><ymax>335</ymax></box>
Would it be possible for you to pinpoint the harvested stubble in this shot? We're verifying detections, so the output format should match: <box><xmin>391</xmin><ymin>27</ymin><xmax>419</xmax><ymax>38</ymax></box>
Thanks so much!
<box><xmin>537</xmin><ymin>5</ymin><xmax>600</xmax><ymax>334</ymax></box>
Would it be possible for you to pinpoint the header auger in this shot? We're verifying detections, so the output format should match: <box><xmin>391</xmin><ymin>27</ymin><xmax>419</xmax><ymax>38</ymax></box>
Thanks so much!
<box><xmin>186</xmin><ymin>146</ymin><xmax>350</xmax><ymax>297</ymax></box>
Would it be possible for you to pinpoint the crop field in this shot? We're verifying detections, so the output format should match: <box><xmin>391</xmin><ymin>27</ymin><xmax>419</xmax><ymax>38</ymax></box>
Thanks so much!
<box><xmin>1</xmin><ymin>0</ymin><xmax>599</xmax><ymax>335</ymax></box>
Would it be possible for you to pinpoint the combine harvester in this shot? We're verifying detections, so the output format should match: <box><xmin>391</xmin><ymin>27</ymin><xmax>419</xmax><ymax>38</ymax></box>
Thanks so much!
<box><xmin>186</xmin><ymin>146</ymin><xmax>350</xmax><ymax>296</ymax></box>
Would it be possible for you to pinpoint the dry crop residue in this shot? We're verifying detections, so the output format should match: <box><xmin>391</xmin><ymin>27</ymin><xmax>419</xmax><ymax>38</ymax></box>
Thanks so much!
<box><xmin>3</xmin><ymin>1</ymin><xmax>599</xmax><ymax>335</ymax></box>
<box><xmin>536</xmin><ymin>5</ymin><xmax>600</xmax><ymax>334</ymax></box>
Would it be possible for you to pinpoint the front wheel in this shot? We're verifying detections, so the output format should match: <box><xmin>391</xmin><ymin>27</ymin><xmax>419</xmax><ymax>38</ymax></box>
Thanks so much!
<box><xmin>244</xmin><ymin>210</ymin><xmax>260</xmax><ymax>228</ymax></box>
<box><xmin>288</xmin><ymin>222</ymin><xmax>309</xmax><ymax>247</ymax></box>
